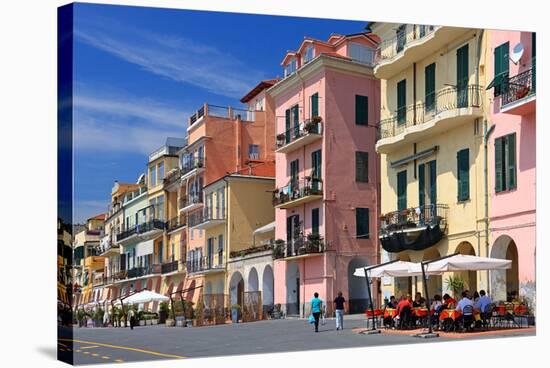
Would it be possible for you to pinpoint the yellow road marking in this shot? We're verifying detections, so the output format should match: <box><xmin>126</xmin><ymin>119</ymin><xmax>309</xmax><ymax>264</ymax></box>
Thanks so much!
<box><xmin>82</xmin><ymin>352</ymin><xmax>90</xmax><ymax>355</ymax></box>
<box><xmin>101</xmin><ymin>356</ymin><xmax>110</xmax><ymax>360</ymax></box>
<box><xmin>75</xmin><ymin>349</ymin><xmax>81</xmax><ymax>353</ymax></box>
<box><xmin>58</xmin><ymin>342</ymin><xmax>68</xmax><ymax>348</ymax></box>
<box><xmin>80</xmin><ymin>345</ymin><xmax>100</xmax><ymax>350</ymax></box>
<box><xmin>91</xmin><ymin>353</ymin><xmax>99</xmax><ymax>357</ymax></box>
<box><xmin>114</xmin><ymin>359</ymin><xmax>124</xmax><ymax>363</ymax></box>
<box><xmin>59</xmin><ymin>339</ymin><xmax>186</xmax><ymax>359</ymax></box>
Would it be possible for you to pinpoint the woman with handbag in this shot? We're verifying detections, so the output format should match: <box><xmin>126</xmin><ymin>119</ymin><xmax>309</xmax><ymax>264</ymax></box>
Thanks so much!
<box><xmin>310</xmin><ymin>292</ymin><xmax>323</xmax><ymax>333</ymax></box>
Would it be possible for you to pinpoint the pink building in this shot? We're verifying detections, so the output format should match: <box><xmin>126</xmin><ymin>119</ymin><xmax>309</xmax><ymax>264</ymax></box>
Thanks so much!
<box><xmin>267</xmin><ymin>33</ymin><xmax>381</xmax><ymax>316</ymax></box>
<box><xmin>487</xmin><ymin>30</ymin><xmax>536</xmax><ymax>309</ymax></box>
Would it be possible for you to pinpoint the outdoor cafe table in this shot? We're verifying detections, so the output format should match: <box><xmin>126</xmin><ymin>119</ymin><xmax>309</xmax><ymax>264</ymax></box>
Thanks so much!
<box><xmin>439</xmin><ymin>308</ymin><xmax>481</xmax><ymax>321</ymax></box>
<box><xmin>384</xmin><ymin>308</ymin><xmax>397</xmax><ymax>319</ymax></box>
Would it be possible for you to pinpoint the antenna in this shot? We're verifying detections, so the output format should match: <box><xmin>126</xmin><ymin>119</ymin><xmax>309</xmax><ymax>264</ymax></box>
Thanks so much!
<box><xmin>510</xmin><ymin>43</ymin><xmax>524</xmax><ymax>64</ymax></box>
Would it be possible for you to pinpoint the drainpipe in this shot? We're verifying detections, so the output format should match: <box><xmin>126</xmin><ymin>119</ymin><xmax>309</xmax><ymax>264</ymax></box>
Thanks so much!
<box><xmin>475</xmin><ymin>29</ymin><xmax>484</xmax><ymax>88</ymax></box>
<box><xmin>484</xmin><ymin>121</ymin><xmax>495</xmax><ymax>294</ymax></box>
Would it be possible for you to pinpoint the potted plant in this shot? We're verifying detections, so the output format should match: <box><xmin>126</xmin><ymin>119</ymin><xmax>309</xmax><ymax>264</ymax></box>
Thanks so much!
<box><xmin>311</xmin><ymin>115</ymin><xmax>323</xmax><ymax>124</ymax></box>
<box><xmin>193</xmin><ymin>303</ymin><xmax>204</xmax><ymax>327</ymax></box>
<box><xmin>158</xmin><ymin>301</ymin><xmax>169</xmax><ymax>324</ymax></box>
<box><xmin>445</xmin><ymin>275</ymin><xmax>466</xmax><ymax>299</ymax></box>
<box><xmin>273</xmin><ymin>239</ymin><xmax>285</xmax><ymax>258</ymax></box>
<box><xmin>76</xmin><ymin>309</ymin><xmax>86</xmax><ymax>328</ymax></box>
<box><xmin>276</xmin><ymin>132</ymin><xmax>286</xmax><ymax>145</ymax></box>
<box><xmin>165</xmin><ymin>307</ymin><xmax>176</xmax><ymax>327</ymax></box>
<box><xmin>306</xmin><ymin>233</ymin><xmax>323</xmax><ymax>253</ymax></box>
<box><xmin>151</xmin><ymin>312</ymin><xmax>159</xmax><ymax>325</ymax></box>
<box><xmin>304</xmin><ymin>120</ymin><xmax>319</xmax><ymax>134</ymax></box>
<box><xmin>230</xmin><ymin>304</ymin><xmax>241</xmax><ymax>323</ymax></box>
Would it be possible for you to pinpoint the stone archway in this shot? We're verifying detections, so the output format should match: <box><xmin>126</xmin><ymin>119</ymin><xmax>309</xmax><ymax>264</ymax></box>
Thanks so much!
<box><xmin>423</xmin><ymin>247</ymin><xmax>443</xmax><ymax>298</ymax></box>
<box><xmin>262</xmin><ymin>265</ymin><xmax>274</xmax><ymax>307</ymax></box>
<box><xmin>456</xmin><ymin>242</ymin><xmax>477</xmax><ymax>292</ymax></box>
<box><xmin>347</xmin><ymin>256</ymin><xmax>370</xmax><ymax>314</ymax></box>
<box><xmin>247</xmin><ymin>267</ymin><xmax>259</xmax><ymax>292</ymax></box>
<box><xmin>491</xmin><ymin>235</ymin><xmax>519</xmax><ymax>302</ymax></box>
<box><xmin>229</xmin><ymin>271</ymin><xmax>244</xmax><ymax>306</ymax></box>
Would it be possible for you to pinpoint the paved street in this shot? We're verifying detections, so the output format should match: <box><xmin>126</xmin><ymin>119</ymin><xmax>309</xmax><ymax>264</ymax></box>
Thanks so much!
<box><xmin>58</xmin><ymin>315</ymin><xmax>535</xmax><ymax>365</ymax></box>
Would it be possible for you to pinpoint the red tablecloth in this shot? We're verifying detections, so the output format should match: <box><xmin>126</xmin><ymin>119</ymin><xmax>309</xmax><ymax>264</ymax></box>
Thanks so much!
<box><xmin>384</xmin><ymin>308</ymin><xmax>397</xmax><ymax>319</ymax></box>
<box><xmin>365</xmin><ymin>309</ymin><xmax>383</xmax><ymax>317</ymax></box>
<box><xmin>439</xmin><ymin>308</ymin><xmax>481</xmax><ymax>321</ymax></box>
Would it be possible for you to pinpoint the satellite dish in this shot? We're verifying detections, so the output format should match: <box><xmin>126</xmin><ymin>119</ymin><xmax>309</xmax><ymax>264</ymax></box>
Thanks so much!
<box><xmin>510</xmin><ymin>43</ymin><xmax>524</xmax><ymax>64</ymax></box>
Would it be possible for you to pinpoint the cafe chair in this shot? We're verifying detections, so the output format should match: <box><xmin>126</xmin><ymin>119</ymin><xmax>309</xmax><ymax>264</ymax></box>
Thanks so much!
<box><xmin>481</xmin><ymin>303</ymin><xmax>494</xmax><ymax>330</ymax></box>
<box><xmin>461</xmin><ymin>305</ymin><xmax>475</xmax><ymax>332</ymax></box>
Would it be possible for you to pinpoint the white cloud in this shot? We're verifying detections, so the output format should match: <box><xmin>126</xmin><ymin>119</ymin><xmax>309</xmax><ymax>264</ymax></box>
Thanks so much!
<box><xmin>74</xmin><ymin>20</ymin><xmax>266</xmax><ymax>99</ymax></box>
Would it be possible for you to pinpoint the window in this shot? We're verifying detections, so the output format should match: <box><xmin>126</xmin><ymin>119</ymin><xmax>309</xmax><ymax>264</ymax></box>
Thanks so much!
<box><xmin>493</xmin><ymin>42</ymin><xmax>510</xmax><ymax>96</ymax></box>
<box><xmin>348</xmin><ymin>42</ymin><xmax>374</xmax><ymax>65</ymax></box>
<box><xmin>249</xmin><ymin>144</ymin><xmax>260</xmax><ymax>160</ymax></box>
<box><xmin>397</xmin><ymin>80</ymin><xmax>406</xmax><ymax>124</ymax></box>
<box><xmin>457</xmin><ymin>149</ymin><xmax>470</xmax><ymax>201</ymax></box>
<box><xmin>495</xmin><ymin>133</ymin><xmax>517</xmax><ymax>192</ymax></box>
<box><xmin>311</xmin><ymin>93</ymin><xmax>319</xmax><ymax>118</ymax></box>
<box><xmin>207</xmin><ymin>238</ymin><xmax>214</xmax><ymax>268</ymax></box>
<box><xmin>425</xmin><ymin>63</ymin><xmax>436</xmax><ymax>112</ymax></box>
<box><xmin>218</xmin><ymin>234</ymin><xmax>224</xmax><ymax>265</ymax></box>
<box><xmin>355</xmin><ymin>151</ymin><xmax>369</xmax><ymax>182</ymax></box>
<box><xmin>302</xmin><ymin>46</ymin><xmax>314</xmax><ymax>64</ymax></box>
<box><xmin>290</xmin><ymin>159</ymin><xmax>299</xmax><ymax>190</ymax></box>
<box><xmin>311</xmin><ymin>150</ymin><xmax>322</xmax><ymax>192</ymax></box>
<box><xmin>158</xmin><ymin>162</ymin><xmax>164</xmax><ymax>181</ymax></box>
<box><xmin>312</xmin><ymin>208</ymin><xmax>320</xmax><ymax>235</ymax></box>
<box><xmin>355</xmin><ymin>208</ymin><xmax>370</xmax><ymax>239</ymax></box>
<box><xmin>397</xmin><ymin>170</ymin><xmax>407</xmax><ymax>210</ymax></box>
<box><xmin>418</xmin><ymin>160</ymin><xmax>437</xmax><ymax>208</ymax></box>
<box><xmin>456</xmin><ymin>44</ymin><xmax>469</xmax><ymax>108</ymax></box>
<box><xmin>285</xmin><ymin>104</ymin><xmax>300</xmax><ymax>143</ymax></box>
<box><xmin>355</xmin><ymin>95</ymin><xmax>369</xmax><ymax>125</ymax></box>
<box><xmin>150</xmin><ymin>166</ymin><xmax>157</xmax><ymax>186</ymax></box>
<box><xmin>284</xmin><ymin>58</ymin><xmax>297</xmax><ymax>77</ymax></box>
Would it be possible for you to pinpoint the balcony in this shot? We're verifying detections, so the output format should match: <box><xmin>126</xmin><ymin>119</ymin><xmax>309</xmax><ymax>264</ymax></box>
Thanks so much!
<box><xmin>374</xmin><ymin>25</ymin><xmax>469</xmax><ymax>79</ymax></box>
<box><xmin>501</xmin><ymin>61</ymin><xmax>536</xmax><ymax>115</ymax></box>
<box><xmin>161</xmin><ymin>260</ymin><xmax>180</xmax><ymax>274</ymax></box>
<box><xmin>379</xmin><ymin>203</ymin><xmax>448</xmax><ymax>253</ymax></box>
<box><xmin>166</xmin><ymin>216</ymin><xmax>187</xmax><ymax>234</ymax></box>
<box><xmin>126</xmin><ymin>264</ymin><xmax>161</xmax><ymax>279</ymax></box>
<box><xmin>275</xmin><ymin>119</ymin><xmax>323</xmax><ymax>154</ymax></box>
<box><xmin>188</xmin><ymin>208</ymin><xmax>226</xmax><ymax>230</ymax></box>
<box><xmin>186</xmin><ymin>256</ymin><xmax>224</xmax><ymax>274</ymax></box>
<box><xmin>188</xmin><ymin>103</ymin><xmax>257</xmax><ymax>128</ymax></box>
<box><xmin>273</xmin><ymin>178</ymin><xmax>323</xmax><ymax>209</ymax></box>
<box><xmin>163</xmin><ymin>168</ymin><xmax>182</xmax><ymax>192</ymax></box>
<box><xmin>98</xmin><ymin>235</ymin><xmax>119</xmax><ymax>256</ymax></box>
<box><xmin>273</xmin><ymin>234</ymin><xmax>325</xmax><ymax>260</ymax></box>
<box><xmin>180</xmin><ymin>157</ymin><xmax>205</xmax><ymax>181</ymax></box>
<box><xmin>116</xmin><ymin>219</ymin><xmax>166</xmax><ymax>245</ymax></box>
<box><xmin>376</xmin><ymin>85</ymin><xmax>483</xmax><ymax>154</ymax></box>
<box><xmin>179</xmin><ymin>193</ymin><xmax>204</xmax><ymax>213</ymax></box>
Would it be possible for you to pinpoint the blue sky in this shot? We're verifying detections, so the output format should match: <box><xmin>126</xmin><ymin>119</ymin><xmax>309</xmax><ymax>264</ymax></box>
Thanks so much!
<box><xmin>72</xmin><ymin>3</ymin><xmax>367</xmax><ymax>223</ymax></box>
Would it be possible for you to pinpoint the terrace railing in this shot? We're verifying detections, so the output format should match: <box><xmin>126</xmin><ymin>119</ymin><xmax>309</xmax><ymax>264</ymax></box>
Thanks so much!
<box><xmin>502</xmin><ymin>60</ymin><xmax>536</xmax><ymax>107</ymax></box>
<box><xmin>273</xmin><ymin>235</ymin><xmax>325</xmax><ymax>259</ymax></box>
<box><xmin>375</xmin><ymin>24</ymin><xmax>437</xmax><ymax>63</ymax></box>
<box><xmin>181</xmin><ymin>157</ymin><xmax>205</xmax><ymax>176</ymax></box>
<box><xmin>166</xmin><ymin>216</ymin><xmax>186</xmax><ymax>233</ymax></box>
<box><xmin>179</xmin><ymin>193</ymin><xmax>203</xmax><ymax>209</ymax></box>
<box><xmin>379</xmin><ymin>203</ymin><xmax>448</xmax><ymax>236</ymax></box>
<box><xmin>276</xmin><ymin>119</ymin><xmax>323</xmax><ymax>150</ymax></box>
<box><xmin>188</xmin><ymin>207</ymin><xmax>226</xmax><ymax>227</ymax></box>
<box><xmin>126</xmin><ymin>264</ymin><xmax>161</xmax><ymax>279</ymax></box>
<box><xmin>273</xmin><ymin>178</ymin><xmax>323</xmax><ymax>206</ymax></box>
<box><xmin>163</xmin><ymin>168</ymin><xmax>181</xmax><ymax>186</ymax></box>
<box><xmin>377</xmin><ymin>85</ymin><xmax>483</xmax><ymax>141</ymax></box>
<box><xmin>116</xmin><ymin>219</ymin><xmax>166</xmax><ymax>242</ymax></box>
<box><xmin>161</xmin><ymin>260</ymin><xmax>179</xmax><ymax>274</ymax></box>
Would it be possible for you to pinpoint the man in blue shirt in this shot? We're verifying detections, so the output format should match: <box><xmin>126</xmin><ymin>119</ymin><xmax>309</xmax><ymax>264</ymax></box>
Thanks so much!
<box><xmin>311</xmin><ymin>292</ymin><xmax>323</xmax><ymax>332</ymax></box>
<box><xmin>474</xmin><ymin>290</ymin><xmax>492</xmax><ymax>313</ymax></box>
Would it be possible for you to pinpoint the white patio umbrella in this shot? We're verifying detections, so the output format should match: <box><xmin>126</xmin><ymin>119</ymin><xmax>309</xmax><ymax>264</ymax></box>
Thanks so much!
<box><xmin>123</xmin><ymin>290</ymin><xmax>169</xmax><ymax>305</ymax></box>
<box><xmin>354</xmin><ymin>261</ymin><xmax>424</xmax><ymax>278</ymax></box>
<box><xmin>408</xmin><ymin>254</ymin><xmax>512</xmax><ymax>274</ymax></box>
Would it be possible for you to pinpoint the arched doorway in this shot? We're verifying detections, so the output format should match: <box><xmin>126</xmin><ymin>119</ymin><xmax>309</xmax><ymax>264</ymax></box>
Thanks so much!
<box><xmin>491</xmin><ymin>235</ymin><xmax>519</xmax><ymax>302</ymax></box>
<box><xmin>247</xmin><ymin>267</ymin><xmax>259</xmax><ymax>292</ymax></box>
<box><xmin>229</xmin><ymin>272</ymin><xmax>244</xmax><ymax>306</ymax></box>
<box><xmin>456</xmin><ymin>242</ymin><xmax>477</xmax><ymax>292</ymax></box>
<box><xmin>394</xmin><ymin>253</ymin><xmax>413</xmax><ymax>298</ymax></box>
<box><xmin>423</xmin><ymin>248</ymin><xmax>442</xmax><ymax>299</ymax></box>
<box><xmin>285</xmin><ymin>261</ymin><xmax>300</xmax><ymax>316</ymax></box>
<box><xmin>348</xmin><ymin>257</ymin><xmax>370</xmax><ymax>314</ymax></box>
<box><xmin>262</xmin><ymin>265</ymin><xmax>274</xmax><ymax>308</ymax></box>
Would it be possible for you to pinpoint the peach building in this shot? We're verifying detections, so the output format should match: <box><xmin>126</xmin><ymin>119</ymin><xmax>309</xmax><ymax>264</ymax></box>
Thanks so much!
<box><xmin>486</xmin><ymin>30</ymin><xmax>536</xmax><ymax>308</ymax></box>
<box><xmin>267</xmin><ymin>32</ymin><xmax>381</xmax><ymax>316</ymax></box>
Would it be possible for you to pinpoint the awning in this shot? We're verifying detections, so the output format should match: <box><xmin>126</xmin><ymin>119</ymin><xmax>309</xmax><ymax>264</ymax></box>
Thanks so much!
<box><xmin>253</xmin><ymin>221</ymin><xmax>276</xmax><ymax>235</ymax></box>
<box><xmin>354</xmin><ymin>261</ymin><xmax>424</xmax><ymax>278</ymax></box>
<box><xmin>135</xmin><ymin>239</ymin><xmax>154</xmax><ymax>257</ymax></box>
<box><xmin>486</xmin><ymin>72</ymin><xmax>509</xmax><ymax>90</ymax></box>
<box><xmin>408</xmin><ymin>254</ymin><xmax>512</xmax><ymax>274</ymax></box>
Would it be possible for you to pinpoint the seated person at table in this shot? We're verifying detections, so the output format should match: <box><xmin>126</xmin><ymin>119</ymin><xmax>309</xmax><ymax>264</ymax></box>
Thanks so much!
<box><xmin>456</xmin><ymin>290</ymin><xmax>474</xmax><ymax>330</ymax></box>
<box><xmin>396</xmin><ymin>295</ymin><xmax>413</xmax><ymax>329</ymax></box>
<box><xmin>413</xmin><ymin>292</ymin><xmax>426</xmax><ymax>307</ymax></box>
<box><xmin>386</xmin><ymin>295</ymin><xmax>397</xmax><ymax>309</ymax></box>
<box><xmin>474</xmin><ymin>290</ymin><xmax>492</xmax><ymax>314</ymax></box>
<box><xmin>442</xmin><ymin>293</ymin><xmax>456</xmax><ymax>309</ymax></box>
<box><xmin>472</xmin><ymin>291</ymin><xmax>480</xmax><ymax>304</ymax></box>
<box><xmin>430</xmin><ymin>294</ymin><xmax>443</xmax><ymax>326</ymax></box>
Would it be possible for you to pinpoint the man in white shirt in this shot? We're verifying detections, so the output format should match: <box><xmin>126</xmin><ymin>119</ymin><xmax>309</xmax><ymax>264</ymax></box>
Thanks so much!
<box><xmin>456</xmin><ymin>290</ymin><xmax>474</xmax><ymax>315</ymax></box>
<box><xmin>474</xmin><ymin>290</ymin><xmax>492</xmax><ymax>313</ymax></box>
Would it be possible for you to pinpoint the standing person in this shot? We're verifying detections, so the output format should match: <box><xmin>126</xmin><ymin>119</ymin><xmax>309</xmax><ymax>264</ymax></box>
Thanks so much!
<box><xmin>334</xmin><ymin>291</ymin><xmax>346</xmax><ymax>331</ymax></box>
<box><xmin>128</xmin><ymin>307</ymin><xmax>136</xmax><ymax>330</ymax></box>
<box><xmin>310</xmin><ymin>292</ymin><xmax>323</xmax><ymax>333</ymax></box>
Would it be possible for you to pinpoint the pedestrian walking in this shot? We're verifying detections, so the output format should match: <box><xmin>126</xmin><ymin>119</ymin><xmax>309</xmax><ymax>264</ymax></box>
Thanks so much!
<box><xmin>334</xmin><ymin>291</ymin><xmax>346</xmax><ymax>330</ymax></box>
<box><xmin>128</xmin><ymin>308</ymin><xmax>136</xmax><ymax>330</ymax></box>
<box><xmin>310</xmin><ymin>292</ymin><xmax>323</xmax><ymax>333</ymax></box>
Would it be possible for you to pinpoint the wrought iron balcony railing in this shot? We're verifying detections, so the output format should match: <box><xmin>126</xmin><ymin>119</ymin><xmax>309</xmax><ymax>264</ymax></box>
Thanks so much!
<box><xmin>188</xmin><ymin>207</ymin><xmax>226</xmax><ymax>227</ymax></box>
<box><xmin>166</xmin><ymin>216</ymin><xmax>186</xmax><ymax>233</ymax></box>
<box><xmin>186</xmin><ymin>256</ymin><xmax>206</xmax><ymax>273</ymax></box>
<box><xmin>377</xmin><ymin>85</ymin><xmax>483</xmax><ymax>141</ymax></box>
<box><xmin>181</xmin><ymin>157</ymin><xmax>205</xmax><ymax>176</ymax></box>
<box><xmin>375</xmin><ymin>24</ymin><xmax>437</xmax><ymax>64</ymax></box>
<box><xmin>273</xmin><ymin>235</ymin><xmax>325</xmax><ymax>259</ymax></box>
<box><xmin>272</xmin><ymin>178</ymin><xmax>323</xmax><ymax>206</ymax></box>
<box><xmin>379</xmin><ymin>203</ymin><xmax>448</xmax><ymax>236</ymax></box>
<box><xmin>161</xmin><ymin>260</ymin><xmax>179</xmax><ymax>274</ymax></box>
<box><xmin>116</xmin><ymin>219</ymin><xmax>166</xmax><ymax>242</ymax></box>
<box><xmin>502</xmin><ymin>60</ymin><xmax>536</xmax><ymax>107</ymax></box>
<box><xmin>276</xmin><ymin>119</ymin><xmax>323</xmax><ymax>150</ymax></box>
<box><xmin>179</xmin><ymin>193</ymin><xmax>203</xmax><ymax>209</ymax></box>
<box><xmin>126</xmin><ymin>264</ymin><xmax>161</xmax><ymax>279</ymax></box>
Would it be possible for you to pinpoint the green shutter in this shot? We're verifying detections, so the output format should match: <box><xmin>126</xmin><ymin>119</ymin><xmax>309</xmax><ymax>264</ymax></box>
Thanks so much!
<box><xmin>418</xmin><ymin>163</ymin><xmax>425</xmax><ymax>208</ymax></box>
<box><xmin>355</xmin><ymin>95</ymin><xmax>368</xmax><ymax>125</ymax></box>
<box><xmin>311</xmin><ymin>93</ymin><xmax>319</xmax><ymax>117</ymax></box>
<box><xmin>312</xmin><ymin>208</ymin><xmax>319</xmax><ymax>235</ymax></box>
<box><xmin>495</xmin><ymin>137</ymin><xmax>503</xmax><ymax>192</ymax></box>
<box><xmin>397</xmin><ymin>170</ymin><xmax>407</xmax><ymax>210</ymax></box>
<box><xmin>356</xmin><ymin>208</ymin><xmax>369</xmax><ymax>239</ymax></box>
<box><xmin>285</xmin><ymin>108</ymin><xmax>291</xmax><ymax>143</ymax></box>
<box><xmin>397</xmin><ymin>80</ymin><xmax>406</xmax><ymax>124</ymax></box>
<box><xmin>292</xmin><ymin>104</ymin><xmax>299</xmax><ymax>129</ymax></box>
<box><xmin>494</xmin><ymin>42</ymin><xmax>510</xmax><ymax>96</ymax></box>
<box><xmin>457</xmin><ymin>149</ymin><xmax>470</xmax><ymax>201</ymax></box>
<box><xmin>425</xmin><ymin>63</ymin><xmax>436</xmax><ymax>111</ymax></box>
<box><xmin>290</xmin><ymin>160</ymin><xmax>299</xmax><ymax>189</ymax></box>
<box><xmin>355</xmin><ymin>151</ymin><xmax>368</xmax><ymax>182</ymax></box>
<box><xmin>507</xmin><ymin>133</ymin><xmax>516</xmax><ymax>190</ymax></box>
<box><xmin>429</xmin><ymin>160</ymin><xmax>437</xmax><ymax>204</ymax></box>
<box><xmin>457</xmin><ymin>44</ymin><xmax>469</xmax><ymax>108</ymax></box>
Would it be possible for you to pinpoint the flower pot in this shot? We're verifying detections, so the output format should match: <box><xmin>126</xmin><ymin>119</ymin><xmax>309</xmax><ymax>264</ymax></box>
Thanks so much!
<box><xmin>139</xmin><ymin>320</ymin><xmax>145</xmax><ymax>326</ymax></box>
<box><xmin>165</xmin><ymin>319</ymin><xmax>175</xmax><ymax>327</ymax></box>
<box><xmin>231</xmin><ymin>309</ymin><xmax>239</xmax><ymax>323</ymax></box>
<box><xmin>152</xmin><ymin>319</ymin><xmax>158</xmax><ymax>325</ymax></box>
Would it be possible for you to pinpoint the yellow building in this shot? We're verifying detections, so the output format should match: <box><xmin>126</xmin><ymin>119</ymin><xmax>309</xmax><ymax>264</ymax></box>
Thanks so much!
<box><xmin>371</xmin><ymin>23</ymin><xmax>490</xmax><ymax>299</ymax></box>
<box><xmin>187</xmin><ymin>174</ymin><xmax>275</xmax><ymax>312</ymax></box>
